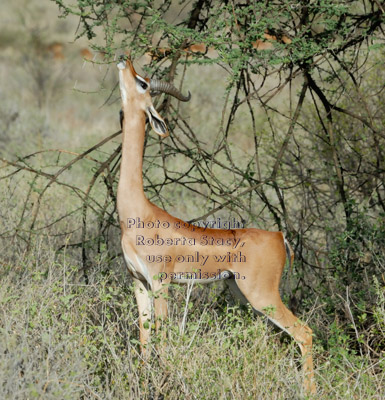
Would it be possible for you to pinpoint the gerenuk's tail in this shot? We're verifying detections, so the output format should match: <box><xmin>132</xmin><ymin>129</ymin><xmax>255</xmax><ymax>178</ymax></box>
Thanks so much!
<box><xmin>283</xmin><ymin>236</ymin><xmax>294</xmax><ymax>272</ymax></box>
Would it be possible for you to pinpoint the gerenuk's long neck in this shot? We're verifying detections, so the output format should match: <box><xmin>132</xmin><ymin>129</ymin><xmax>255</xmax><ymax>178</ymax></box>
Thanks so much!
<box><xmin>117</xmin><ymin>104</ymin><xmax>150</xmax><ymax>224</ymax></box>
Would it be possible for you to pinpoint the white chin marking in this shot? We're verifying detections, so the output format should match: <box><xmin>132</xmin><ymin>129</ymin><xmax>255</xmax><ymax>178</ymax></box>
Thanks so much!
<box><xmin>117</xmin><ymin>61</ymin><xmax>126</xmax><ymax>70</ymax></box>
<box><xmin>119</xmin><ymin>70</ymin><xmax>128</xmax><ymax>103</ymax></box>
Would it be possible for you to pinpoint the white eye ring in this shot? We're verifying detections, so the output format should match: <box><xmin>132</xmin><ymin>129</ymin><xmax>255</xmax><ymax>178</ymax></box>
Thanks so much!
<box><xmin>135</xmin><ymin>76</ymin><xmax>148</xmax><ymax>93</ymax></box>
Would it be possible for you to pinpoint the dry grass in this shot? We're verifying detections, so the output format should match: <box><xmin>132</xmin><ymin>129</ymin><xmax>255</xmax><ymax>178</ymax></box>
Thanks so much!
<box><xmin>1</xmin><ymin>239</ymin><xmax>384</xmax><ymax>399</ymax></box>
<box><xmin>0</xmin><ymin>1</ymin><xmax>384</xmax><ymax>399</ymax></box>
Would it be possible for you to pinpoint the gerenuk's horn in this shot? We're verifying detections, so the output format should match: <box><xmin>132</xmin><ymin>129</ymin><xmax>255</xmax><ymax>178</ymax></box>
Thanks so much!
<box><xmin>150</xmin><ymin>79</ymin><xmax>191</xmax><ymax>102</ymax></box>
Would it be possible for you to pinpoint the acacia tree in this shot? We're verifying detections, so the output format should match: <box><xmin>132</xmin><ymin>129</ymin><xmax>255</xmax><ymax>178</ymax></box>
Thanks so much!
<box><xmin>40</xmin><ymin>0</ymin><xmax>384</xmax><ymax>353</ymax></box>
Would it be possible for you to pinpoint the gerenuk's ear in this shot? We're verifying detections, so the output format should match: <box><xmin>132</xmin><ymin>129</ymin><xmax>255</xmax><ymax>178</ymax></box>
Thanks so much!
<box><xmin>146</xmin><ymin>106</ymin><xmax>169</xmax><ymax>138</ymax></box>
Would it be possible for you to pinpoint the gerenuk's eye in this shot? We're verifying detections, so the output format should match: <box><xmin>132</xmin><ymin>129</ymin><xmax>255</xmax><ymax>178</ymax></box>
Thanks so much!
<box><xmin>136</xmin><ymin>77</ymin><xmax>148</xmax><ymax>92</ymax></box>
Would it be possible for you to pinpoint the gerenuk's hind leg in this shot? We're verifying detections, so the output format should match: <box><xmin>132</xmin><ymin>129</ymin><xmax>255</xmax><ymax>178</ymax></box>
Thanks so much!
<box><xmin>235</xmin><ymin>279</ymin><xmax>316</xmax><ymax>394</ymax></box>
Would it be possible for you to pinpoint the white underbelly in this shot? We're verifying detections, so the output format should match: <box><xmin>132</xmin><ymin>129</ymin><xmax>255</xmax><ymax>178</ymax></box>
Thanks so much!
<box><xmin>172</xmin><ymin>270</ymin><xmax>232</xmax><ymax>284</ymax></box>
<box><xmin>123</xmin><ymin>250</ymin><xmax>232</xmax><ymax>287</ymax></box>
